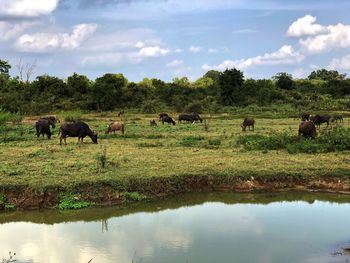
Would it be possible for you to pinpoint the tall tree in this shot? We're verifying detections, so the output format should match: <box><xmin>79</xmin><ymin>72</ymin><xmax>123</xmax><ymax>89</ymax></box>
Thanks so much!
<box><xmin>92</xmin><ymin>73</ymin><xmax>127</xmax><ymax>110</ymax></box>
<box><xmin>308</xmin><ymin>69</ymin><xmax>346</xmax><ymax>81</ymax></box>
<box><xmin>218</xmin><ymin>68</ymin><xmax>244</xmax><ymax>106</ymax></box>
<box><xmin>273</xmin><ymin>72</ymin><xmax>294</xmax><ymax>90</ymax></box>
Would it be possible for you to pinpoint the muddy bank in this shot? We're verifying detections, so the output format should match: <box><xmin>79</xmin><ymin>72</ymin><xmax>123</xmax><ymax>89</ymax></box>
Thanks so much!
<box><xmin>1</xmin><ymin>175</ymin><xmax>350</xmax><ymax>210</ymax></box>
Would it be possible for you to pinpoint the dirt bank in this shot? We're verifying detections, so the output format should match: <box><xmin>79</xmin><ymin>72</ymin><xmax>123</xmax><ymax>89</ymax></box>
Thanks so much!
<box><xmin>1</xmin><ymin>175</ymin><xmax>350</xmax><ymax>210</ymax></box>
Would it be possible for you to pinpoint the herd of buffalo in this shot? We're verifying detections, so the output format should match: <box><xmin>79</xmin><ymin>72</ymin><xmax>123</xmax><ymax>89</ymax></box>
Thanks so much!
<box><xmin>34</xmin><ymin>112</ymin><xmax>345</xmax><ymax>144</ymax></box>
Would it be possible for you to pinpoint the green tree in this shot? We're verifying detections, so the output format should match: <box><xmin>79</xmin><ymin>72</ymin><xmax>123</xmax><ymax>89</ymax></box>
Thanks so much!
<box><xmin>273</xmin><ymin>72</ymin><xmax>294</xmax><ymax>90</ymax></box>
<box><xmin>92</xmin><ymin>73</ymin><xmax>127</xmax><ymax>110</ymax></box>
<box><xmin>67</xmin><ymin>73</ymin><xmax>91</xmax><ymax>100</ymax></box>
<box><xmin>218</xmin><ymin>68</ymin><xmax>244</xmax><ymax>106</ymax></box>
<box><xmin>0</xmin><ymin>60</ymin><xmax>11</xmax><ymax>76</ymax></box>
<box><xmin>308</xmin><ymin>69</ymin><xmax>346</xmax><ymax>81</ymax></box>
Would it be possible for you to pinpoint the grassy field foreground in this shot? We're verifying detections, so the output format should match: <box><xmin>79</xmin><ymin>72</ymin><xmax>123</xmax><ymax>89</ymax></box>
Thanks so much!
<box><xmin>0</xmin><ymin>113</ymin><xmax>350</xmax><ymax>209</ymax></box>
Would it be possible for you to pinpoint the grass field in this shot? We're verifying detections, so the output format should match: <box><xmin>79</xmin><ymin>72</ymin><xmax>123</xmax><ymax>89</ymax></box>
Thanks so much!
<box><xmin>1</xmin><ymin>112</ymin><xmax>350</xmax><ymax>192</ymax></box>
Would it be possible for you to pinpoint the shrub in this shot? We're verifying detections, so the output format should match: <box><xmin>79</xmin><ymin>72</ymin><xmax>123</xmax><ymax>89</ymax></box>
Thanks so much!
<box><xmin>61</xmin><ymin>110</ymin><xmax>82</xmax><ymax>122</ymax></box>
<box><xmin>237</xmin><ymin>127</ymin><xmax>350</xmax><ymax>153</ymax></box>
<box><xmin>185</xmin><ymin>101</ymin><xmax>203</xmax><ymax>114</ymax></box>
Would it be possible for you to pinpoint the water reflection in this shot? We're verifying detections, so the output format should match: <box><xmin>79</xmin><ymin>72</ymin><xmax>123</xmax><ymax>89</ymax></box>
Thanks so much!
<box><xmin>1</xmin><ymin>192</ymin><xmax>350</xmax><ymax>263</ymax></box>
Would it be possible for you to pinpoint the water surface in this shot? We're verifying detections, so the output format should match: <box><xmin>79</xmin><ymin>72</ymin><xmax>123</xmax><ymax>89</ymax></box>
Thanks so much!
<box><xmin>1</xmin><ymin>192</ymin><xmax>350</xmax><ymax>263</ymax></box>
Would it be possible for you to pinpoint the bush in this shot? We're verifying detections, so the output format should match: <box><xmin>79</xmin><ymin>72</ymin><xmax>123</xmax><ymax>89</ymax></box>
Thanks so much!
<box><xmin>0</xmin><ymin>110</ymin><xmax>22</xmax><ymax>126</ymax></box>
<box><xmin>185</xmin><ymin>101</ymin><xmax>203</xmax><ymax>114</ymax></box>
<box><xmin>61</xmin><ymin>110</ymin><xmax>82</xmax><ymax>122</ymax></box>
<box><xmin>237</xmin><ymin>127</ymin><xmax>350</xmax><ymax>153</ymax></box>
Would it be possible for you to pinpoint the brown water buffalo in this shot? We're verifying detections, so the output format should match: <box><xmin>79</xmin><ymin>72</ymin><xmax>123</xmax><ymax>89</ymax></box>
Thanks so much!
<box><xmin>105</xmin><ymin>122</ymin><xmax>125</xmax><ymax>134</ymax></box>
<box><xmin>150</xmin><ymin>120</ymin><xmax>157</xmax><ymax>126</ymax></box>
<box><xmin>59</xmin><ymin>122</ymin><xmax>98</xmax><ymax>145</ymax></box>
<box><xmin>161</xmin><ymin>116</ymin><xmax>176</xmax><ymax>125</ymax></box>
<box><xmin>35</xmin><ymin>119</ymin><xmax>55</xmax><ymax>139</ymax></box>
<box><xmin>298</xmin><ymin>121</ymin><xmax>316</xmax><ymax>139</ymax></box>
<box><xmin>310</xmin><ymin>114</ymin><xmax>331</xmax><ymax>128</ymax></box>
<box><xmin>301</xmin><ymin>112</ymin><xmax>310</xmax><ymax>121</ymax></box>
<box><xmin>241</xmin><ymin>117</ymin><xmax>255</xmax><ymax>131</ymax></box>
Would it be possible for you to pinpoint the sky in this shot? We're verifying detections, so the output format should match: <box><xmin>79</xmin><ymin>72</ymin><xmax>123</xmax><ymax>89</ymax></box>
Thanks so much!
<box><xmin>1</xmin><ymin>0</ymin><xmax>350</xmax><ymax>81</ymax></box>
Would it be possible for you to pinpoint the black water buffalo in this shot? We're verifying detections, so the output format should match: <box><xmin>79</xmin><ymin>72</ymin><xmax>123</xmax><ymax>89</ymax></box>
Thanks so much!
<box><xmin>161</xmin><ymin>116</ymin><xmax>176</xmax><ymax>125</ymax></box>
<box><xmin>118</xmin><ymin>111</ymin><xmax>124</xmax><ymax>117</ymax></box>
<box><xmin>159</xmin><ymin>113</ymin><xmax>169</xmax><ymax>120</ymax></box>
<box><xmin>332</xmin><ymin>114</ymin><xmax>343</xmax><ymax>123</ymax></box>
<box><xmin>298</xmin><ymin>121</ymin><xmax>316</xmax><ymax>139</ymax></box>
<box><xmin>178</xmin><ymin>113</ymin><xmax>203</xmax><ymax>123</ymax></box>
<box><xmin>241</xmin><ymin>117</ymin><xmax>255</xmax><ymax>131</ymax></box>
<box><xmin>301</xmin><ymin>112</ymin><xmax>310</xmax><ymax>121</ymax></box>
<box><xmin>310</xmin><ymin>114</ymin><xmax>331</xmax><ymax>128</ymax></box>
<box><xmin>35</xmin><ymin>119</ymin><xmax>55</xmax><ymax>139</ymax></box>
<box><xmin>40</xmin><ymin>116</ymin><xmax>60</xmax><ymax>124</ymax></box>
<box><xmin>59</xmin><ymin>122</ymin><xmax>98</xmax><ymax>145</ymax></box>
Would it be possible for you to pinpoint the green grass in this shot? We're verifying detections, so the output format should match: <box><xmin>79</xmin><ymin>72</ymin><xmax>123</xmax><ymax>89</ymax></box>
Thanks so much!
<box><xmin>0</xmin><ymin>112</ymin><xmax>349</xmax><ymax>193</ymax></box>
<box><xmin>124</xmin><ymin>192</ymin><xmax>147</xmax><ymax>201</ymax></box>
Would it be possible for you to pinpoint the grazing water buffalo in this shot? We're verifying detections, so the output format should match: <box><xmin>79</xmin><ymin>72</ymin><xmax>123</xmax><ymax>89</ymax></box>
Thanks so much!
<box><xmin>332</xmin><ymin>114</ymin><xmax>343</xmax><ymax>123</ymax></box>
<box><xmin>178</xmin><ymin>113</ymin><xmax>203</xmax><ymax>124</ymax></box>
<box><xmin>298</xmin><ymin>121</ymin><xmax>316</xmax><ymax>139</ymax></box>
<box><xmin>310</xmin><ymin>114</ymin><xmax>331</xmax><ymax>128</ymax></box>
<box><xmin>159</xmin><ymin>113</ymin><xmax>169</xmax><ymax>120</ymax></box>
<box><xmin>301</xmin><ymin>112</ymin><xmax>310</xmax><ymax>121</ymax></box>
<box><xmin>150</xmin><ymin>120</ymin><xmax>157</xmax><ymax>126</ymax></box>
<box><xmin>118</xmin><ymin>111</ymin><xmax>124</xmax><ymax>117</ymax></box>
<box><xmin>241</xmin><ymin>117</ymin><xmax>255</xmax><ymax>131</ymax></box>
<box><xmin>161</xmin><ymin>116</ymin><xmax>176</xmax><ymax>125</ymax></box>
<box><xmin>35</xmin><ymin>119</ymin><xmax>55</xmax><ymax>139</ymax></box>
<box><xmin>59</xmin><ymin>122</ymin><xmax>98</xmax><ymax>145</ymax></box>
<box><xmin>105</xmin><ymin>122</ymin><xmax>125</xmax><ymax>134</ymax></box>
<box><xmin>40</xmin><ymin>115</ymin><xmax>60</xmax><ymax>124</ymax></box>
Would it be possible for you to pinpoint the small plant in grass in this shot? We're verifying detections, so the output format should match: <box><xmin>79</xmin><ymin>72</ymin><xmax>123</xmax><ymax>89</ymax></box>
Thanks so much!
<box><xmin>124</xmin><ymin>192</ymin><xmax>146</xmax><ymax>201</ymax></box>
<box><xmin>96</xmin><ymin>147</ymin><xmax>107</xmax><ymax>169</ymax></box>
<box><xmin>204</xmin><ymin>119</ymin><xmax>209</xmax><ymax>132</ymax></box>
<box><xmin>58</xmin><ymin>193</ymin><xmax>94</xmax><ymax>210</ymax></box>
<box><xmin>179</xmin><ymin>136</ymin><xmax>205</xmax><ymax>147</ymax></box>
<box><xmin>208</xmin><ymin>138</ymin><xmax>221</xmax><ymax>146</ymax></box>
<box><xmin>137</xmin><ymin>142</ymin><xmax>163</xmax><ymax>147</ymax></box>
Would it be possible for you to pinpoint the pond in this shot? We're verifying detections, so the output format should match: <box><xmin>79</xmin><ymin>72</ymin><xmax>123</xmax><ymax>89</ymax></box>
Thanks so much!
<box><xmin>1</xmin><ymin>192</ymin><xmax>350</xmax><ymax>263</ymax></box>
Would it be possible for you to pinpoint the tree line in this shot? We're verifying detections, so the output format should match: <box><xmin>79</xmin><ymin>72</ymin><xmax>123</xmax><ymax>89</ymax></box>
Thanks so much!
<box><xmin>0</xmin><ymin>59</ymin><xmax>349</xmax><ymax>114</ymax></box>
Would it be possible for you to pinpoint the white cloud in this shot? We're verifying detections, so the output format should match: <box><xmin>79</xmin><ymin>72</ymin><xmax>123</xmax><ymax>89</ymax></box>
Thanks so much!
<box><xmin>82</xmin><ymin>52</ymin><xmax>143</xmax><ymax>66</ymax></box>
<box><xmin>16</xmin><ymin>23</ymin><xmax>98</xmax><ymax>52</ymax></box>
<box><xmin>202</xmin><ymin>45</ymin><xmax>304</xmax><ymax>71</ymax></box>
<box><xmin>138</xmin><ymin>46</ymin><xmax>170</xmax><ymax>57</ymax></box>
<box><xmin>299</xmin><ymin>23</ymin><xmax>350</xmax><ymax>54</ymax></box>
<box><xmin>287</xmin><ymin>15</ymin><xmax>328</xmax><ymax>37</ymax></box>
<box><xmin>0</xmin><ymin>21</ymin><xmax>36</xmax><ymax>41</ymax></box>
<box><xmin>0</xmin><ymin>0</ymin><xmax>59</xmax><ymax>17</ymax></box>
<box><xmin>287</xmin><ymin>15</ymin><xmax>350</xmax><ymax>54</ymax></box>
<box><xmin>166</xmin><ymin>59</ymin><xmax>184</xmax><ymax>67</ymax></box>
<box><xmin>328</xmin><ymin>54</ymin><xmax>350</xmax><ymax>70</ymax></box>
<box><xmin>189</xmin><ymin>45</ymin><xmax>202</xmax><ymax>53</ymax></box>
<box><xmin>135</xmin><ymin>41</ymin><xmax>144</xmax><ymax>48</ymax></box>
<box><xmin>208</xmin><ymin>48</ymin><xmax>218</xmax><ymax>53</ymax></box>
<box><xmin>174</xmin><ymin>48</ymin><xmax>183</xmax><ymax>53</ymax></box>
